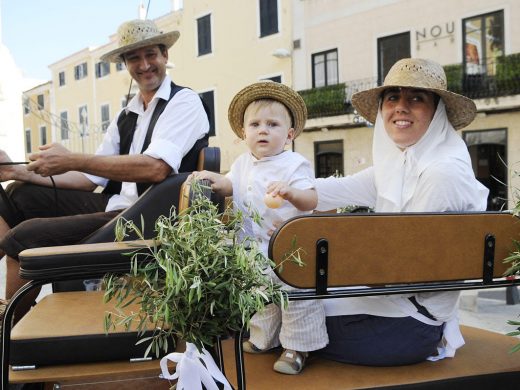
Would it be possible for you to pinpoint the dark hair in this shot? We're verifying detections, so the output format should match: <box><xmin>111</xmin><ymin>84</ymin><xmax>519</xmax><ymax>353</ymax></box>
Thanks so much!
<box><xmin>158</xmin><ymin>44</ymin><xmax>168</xmax><ymax>56</ymax></box>
<box><xmin>381</xmin><ymin>87</ymin><xmax>440</xmax><ymax>108</ymax></box>
<box><xmin>121</xmin><ymin>44</ymin><xmax>168</xmax><ymax>63</ymax></box>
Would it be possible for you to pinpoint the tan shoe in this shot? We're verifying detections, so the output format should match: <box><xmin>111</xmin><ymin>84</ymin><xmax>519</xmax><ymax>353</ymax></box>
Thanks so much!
<box><xmin>242</xmin><ymin>340</ymin><xmax>266</xmax><ymax>354</ymax></box>
<box><xmin>273</xmin><ymin>349</ymin><xmax>308</xmax><ymax>375</ymax></box>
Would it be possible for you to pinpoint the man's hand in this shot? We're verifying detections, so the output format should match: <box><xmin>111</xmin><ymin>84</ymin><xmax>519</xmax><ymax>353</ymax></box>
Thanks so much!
<box><xmin>27</xmin><ymin>143</ymin><xmax>74</xmax><ymax>177</ymax></box>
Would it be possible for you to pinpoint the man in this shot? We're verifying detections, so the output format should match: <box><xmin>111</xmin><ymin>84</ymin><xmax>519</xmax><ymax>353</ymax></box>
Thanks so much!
<box><xmin>0</xmin><ymin>19</ymin><xmax>209</xmax><ymax>321</ymax></box>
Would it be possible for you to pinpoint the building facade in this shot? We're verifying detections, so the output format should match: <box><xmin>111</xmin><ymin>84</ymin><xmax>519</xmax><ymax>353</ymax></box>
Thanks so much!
<box><xmin>22</xmin><ymin>81</ymin><xmax>52</xmax><ymax>156</ymax></box>
<box><xmin>24</xmin><ymin>0</ymin><xmax>293</xmax><ymax>172</ymax></box>
<box><xmin>293</xmin><ymin>0</ymin><xmax>520</xmax><ymax>210</ymax></box>
<box><xmin>21</xmin><ymin>0</ymin><xmax>520</xmax><ymax>209</ymax></box>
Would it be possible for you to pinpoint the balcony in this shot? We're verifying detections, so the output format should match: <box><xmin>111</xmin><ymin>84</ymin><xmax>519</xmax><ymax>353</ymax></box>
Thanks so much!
<box><xmin>299</xmin><ymin>53</ymin><xmax>520</xmax><ymax>120</ymax></box>
<box><xmin>445</xmin><ymin>53</ymin><xmax>520</xmax><ymax>99</ymax></box>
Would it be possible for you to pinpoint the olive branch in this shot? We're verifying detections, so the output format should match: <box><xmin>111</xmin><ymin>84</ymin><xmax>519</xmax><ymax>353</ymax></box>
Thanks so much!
<box><xmin>103</xmin><ymin>181</ymin><xmax>304</xmax><ymax>355</ymax></box>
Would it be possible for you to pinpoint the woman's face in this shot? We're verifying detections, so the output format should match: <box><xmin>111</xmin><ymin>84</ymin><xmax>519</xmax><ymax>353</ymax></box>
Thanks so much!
<box><xmin>381</xmin><ymin>87</ymin><xmax>437</xmax><ymax>148</ymax></box>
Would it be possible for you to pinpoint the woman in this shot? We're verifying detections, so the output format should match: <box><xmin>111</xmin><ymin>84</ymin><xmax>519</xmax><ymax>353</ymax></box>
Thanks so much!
<box><xmin>315</xmin><ymin>58</ymin><xmax>489</xmax><ymax>366</ymax></box>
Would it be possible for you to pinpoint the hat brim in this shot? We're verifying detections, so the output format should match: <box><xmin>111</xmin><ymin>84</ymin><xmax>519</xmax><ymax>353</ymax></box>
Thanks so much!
<box><xmin>100</xmin><ymin>31</ymin><xmax>180</xmax><ymax>63</ymax></box>
<box><xmin>228</xmin><ymin>82</ymin><xmax>308</xmax><ymax>139</ymax></box>
<box><xmin>351</xmin><ymin>85</ymin><xmax>476</xmax><ymax>130</ymax></box>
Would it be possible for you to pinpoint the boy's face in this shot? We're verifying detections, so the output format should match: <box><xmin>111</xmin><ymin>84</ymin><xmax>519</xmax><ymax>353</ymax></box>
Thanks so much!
<box><xmin>242</xmin><ymin>101</ymin><xmax>294</xmax><ymax>159</ymax></box>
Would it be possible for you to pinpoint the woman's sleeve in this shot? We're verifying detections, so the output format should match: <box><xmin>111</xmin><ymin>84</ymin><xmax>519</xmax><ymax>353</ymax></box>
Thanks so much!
<box><xmin>315</xmin><ymin>167</ymin><xmax>377</xmax><ymax>211</ymax></box>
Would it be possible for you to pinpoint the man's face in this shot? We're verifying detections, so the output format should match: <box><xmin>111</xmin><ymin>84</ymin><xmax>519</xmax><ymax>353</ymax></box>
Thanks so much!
<box><xmin>123</xmin><ymin>45</ymin><xmax>168</xmax><ymax>93</ymax></box>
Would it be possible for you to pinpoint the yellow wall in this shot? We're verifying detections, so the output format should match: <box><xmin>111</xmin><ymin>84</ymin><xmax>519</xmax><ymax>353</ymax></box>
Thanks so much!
<box><xmin>45</xmin><ymin>1</ymin><xmax>293</xmax><ymax>171</ymax></box>
<box><xmin>22</xmin><ymin>82</ymin><xmax>52</xmax><ymax>158</ymax></box>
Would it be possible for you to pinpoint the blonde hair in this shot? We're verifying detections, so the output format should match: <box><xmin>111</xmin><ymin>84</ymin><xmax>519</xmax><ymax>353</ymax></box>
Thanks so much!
<box><xmin>243</xmin><ymin>99</ymin><xmax>292</xmax><ymax>128</ymax></box>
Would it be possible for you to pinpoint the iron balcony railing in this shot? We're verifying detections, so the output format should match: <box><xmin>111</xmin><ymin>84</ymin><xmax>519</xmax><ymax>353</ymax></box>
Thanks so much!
<box><xmin>299</xmin><ymin>53</ymin><xmax>520</xmax><ymax>120</ymax></box>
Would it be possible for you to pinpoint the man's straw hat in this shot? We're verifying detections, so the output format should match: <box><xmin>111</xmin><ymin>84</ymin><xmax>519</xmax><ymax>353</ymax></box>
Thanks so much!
<box><xmin>352</xmin><ymin>58</ymin><xmax>476</xmax><ymax>129</ymax></box>
<box><xmin>101</xmin><ymin>19</ymin><xmax>179</xmax><ymax>63</ymax></box>
<box><xmin>228</xmin><ymin>81</ymin><xmax>307</xmax><ymax>139</ymax></box>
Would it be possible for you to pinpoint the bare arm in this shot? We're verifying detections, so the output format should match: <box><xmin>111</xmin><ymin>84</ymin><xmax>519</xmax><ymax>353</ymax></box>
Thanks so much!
<box><xmin>267</xmin><ymin>181</ymin><xmax>318</xmax><ymax>211</ymax></box>
<box><xmin>188</xmin><ymin>170</ymin><xmax>233</xmax><ymax>197</ymax></box>
<box><xmin>27</xmin><ymin>143</ymin><xmax>171</xmax><ymax>183</ymax></box>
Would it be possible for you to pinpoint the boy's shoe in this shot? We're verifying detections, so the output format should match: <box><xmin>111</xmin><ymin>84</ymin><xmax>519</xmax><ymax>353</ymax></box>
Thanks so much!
<box><xmin>273</xmin><ymin>349</ymin><xmax>308</xmax><ymax>375</ymax></box>
<box><xmin>242</xmin><ymin>340</ymin><xmax>266</xmax><ymax>354</ymax></box>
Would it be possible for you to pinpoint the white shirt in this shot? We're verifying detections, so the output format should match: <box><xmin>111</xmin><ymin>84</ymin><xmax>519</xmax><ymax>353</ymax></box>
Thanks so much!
<box><xmin>226</xmin><ymin>150</ymin><xmax>314</xmax><ymax>256</ymax></box>
<box><xmin>85</xmin><ymin>76</ymin><xmax>209</xmax><ymax>212</ymax></box>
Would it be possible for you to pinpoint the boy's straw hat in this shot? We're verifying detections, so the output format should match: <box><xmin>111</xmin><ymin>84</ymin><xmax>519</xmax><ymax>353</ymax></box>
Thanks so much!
<box><xmin>228</xmin><ymin>81</ymin><xmax>307</xmax><ymax>139</ymax></box>
<box><xmin>101</xmin><ymin>19</ymin><xmax>179</xmax><ymax>63</ymax></box>
<box><xmin>352</xmin><ymin>58</ymin><xmax>476</xmax><ymax>129</ymax></box>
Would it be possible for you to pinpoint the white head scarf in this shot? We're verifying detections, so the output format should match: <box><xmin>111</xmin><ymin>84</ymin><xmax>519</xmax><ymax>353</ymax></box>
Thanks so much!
<box><xmin>373</xmin><ymin>100</ymin><xmax>487</xmax><ymax>211</ymax></box>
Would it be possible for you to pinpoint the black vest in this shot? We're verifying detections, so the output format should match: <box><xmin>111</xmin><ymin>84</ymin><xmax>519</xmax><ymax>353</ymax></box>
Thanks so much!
<box><xmin>103</xmin><ymin>82</ymin><xmax>209</xmax><ymax>196</ymax></box>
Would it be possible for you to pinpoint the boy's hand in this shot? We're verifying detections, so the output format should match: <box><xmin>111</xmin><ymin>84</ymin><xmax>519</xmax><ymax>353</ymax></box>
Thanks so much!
<box><xmin>188</xmin><ymin>170</ymin><xmax>233</xmax><ymax>197</ymax></box>
<box><xmin>267</xmin><ymin>181</ymin><xmax>317</xmax><ymax>212</ymax></box>
<box><xmin>266</xmin><ymin>181</ymin><xmax>293</xmax><ymax>201</ymax></box>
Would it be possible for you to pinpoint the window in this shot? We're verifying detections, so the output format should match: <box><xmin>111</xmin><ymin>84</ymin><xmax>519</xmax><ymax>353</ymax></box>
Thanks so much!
<box><xmin>199</xmin><ymin>90</ymin><xmax>215</xmax><ymax>137</ymax></box>
<box><xmin>37</xmin><ymin>94</ymin><xmax>44</xmax><ymax>109</ymax></box>
<box><xmin>74</xmin><ymin>62</ymin><xmax>88</xmax><ymax>80</ymax></box>
<box><xmin>59</xmin><ymin>71</ymin><xmax>66</xmax><ymax>86</ymax></box>
<box><xmin>463</xmin><ymin>129</ymin><xmax>507</xmax><ymax>211</ymax></box>
<box><xmin>197</xmin><ymin>14</ymin><xmax>212</xmax><ymax>56</ymax></box>
<box><xmin>60</xmin><ymin>111</ymin><xmax>69</xmax><ymax>140</ymax></box>
<box><xmin>101</xmin><ymin>104</ymin><xmax>110</xmax><ymax>132</ymax></box>
<box><xmin>259</xmin><ymin>0</ymin><xmax>278</xmax><ymax>37</ymax></box>
<box><xmin>116</xmin><ymin>62</ymin><xmax>125</xmax><ymax>71</ymax></box>
<box><xmin>463</xmin><ymin>10</ymin><xmax>504</xmax><ymax>76</ymax></box>
<box><xmin>23</xmin><ymin>97</ymin><xmax>30</xmax><ymax>115</ymax></box>
<box><xmin>40</xmin><ymin>126</ymin><xmax>47</xmax><ymax>145</ymax></box>
<box><xmin>95</xmin><ymin>61</ymin><xmax>111</xmax><ymax>78</ymax></box>
<box><xmin>25</xmin><ymin>129</ymin><xmax>31</xmax><ymax>153</ymax></box>
<box><xmin>312</xmin><ymin>49</ymin><xmax>338</xmax><ymax>88</ymax></box>
<box><xmin>314</xmin><ymin>140</ymin><xmax>343</xmax><ymax>178</ymax></box>
<box><xmin>377</xmin><ymin>32</ymin><xmax>410</xmax><ymax>84</ymax></box>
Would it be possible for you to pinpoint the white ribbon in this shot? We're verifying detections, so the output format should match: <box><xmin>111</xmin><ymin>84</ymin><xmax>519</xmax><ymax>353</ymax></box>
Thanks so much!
<box><xmin>159</xmin><ymin>342</ymin><xmax>232</xmax><ymax>390</ymax></box>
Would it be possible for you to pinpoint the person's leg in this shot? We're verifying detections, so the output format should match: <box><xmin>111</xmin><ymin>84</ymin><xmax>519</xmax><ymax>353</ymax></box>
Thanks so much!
<box><xmin>6</xmin><ymin>182</ymin><xmax>109</xmax><ymax>221</ymax></box>
<box><xmin>272</xmin><ymin>300</ymin><xmax>328</xmax><ymax>375</ymax></box>
<box><xmin>247</xmin><ymin>303</ymin><xmax>282</xmax><ymax>351</ymax></box>
<box><xmin>319</xmin><ymin>314</ymin><xmax>443</xmax><ymax>366</ymax></box>
<box><xmin>279</xmin><ymin>299</ymin><xmax>328</xmax><ymax>352</ymax></box>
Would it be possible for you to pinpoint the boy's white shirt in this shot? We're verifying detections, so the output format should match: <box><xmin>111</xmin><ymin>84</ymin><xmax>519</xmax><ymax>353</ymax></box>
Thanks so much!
<box><xmin>226</xmin><ymin>150</ymin><xmax>314</xmax><ymax>256</ymax></box>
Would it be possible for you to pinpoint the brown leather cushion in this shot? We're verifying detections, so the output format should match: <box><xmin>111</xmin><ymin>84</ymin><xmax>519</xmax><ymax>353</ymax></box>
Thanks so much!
<box><xmin>270</xmin><ymin>212</ymin><xmax>519</xmax><ymax>288</ymax></box>
<box><xmin>10</xmin><ymin>291</ymin><xmax>174</xmax><ymax>367</ymax></box>
<box><xmin>222</xmin><ymin>326</ymin><xmax>520</xmax><ymax>389</ymax></box>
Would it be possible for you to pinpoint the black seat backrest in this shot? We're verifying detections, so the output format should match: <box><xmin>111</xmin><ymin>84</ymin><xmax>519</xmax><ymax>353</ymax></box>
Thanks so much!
<box><xmin>53</xmin><ymin>147</ymin><xmax>220</xmax><ymax>292</ymax></box>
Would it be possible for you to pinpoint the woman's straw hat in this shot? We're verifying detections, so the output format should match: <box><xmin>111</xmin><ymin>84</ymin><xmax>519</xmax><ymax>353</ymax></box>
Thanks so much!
<box><xmin>352</xmin><ymin>58</ymin><xmax>476</xmax><ymax>129</ymax></box>
<box><xmin>228</xmin><ymin>81</ymin><xmax>308</xmax><ymax>139</ymax></box>
<box><xmin>101</xmin><ymin>19</ymin><xmax>180</xmax><ymax>63</ymax></box>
